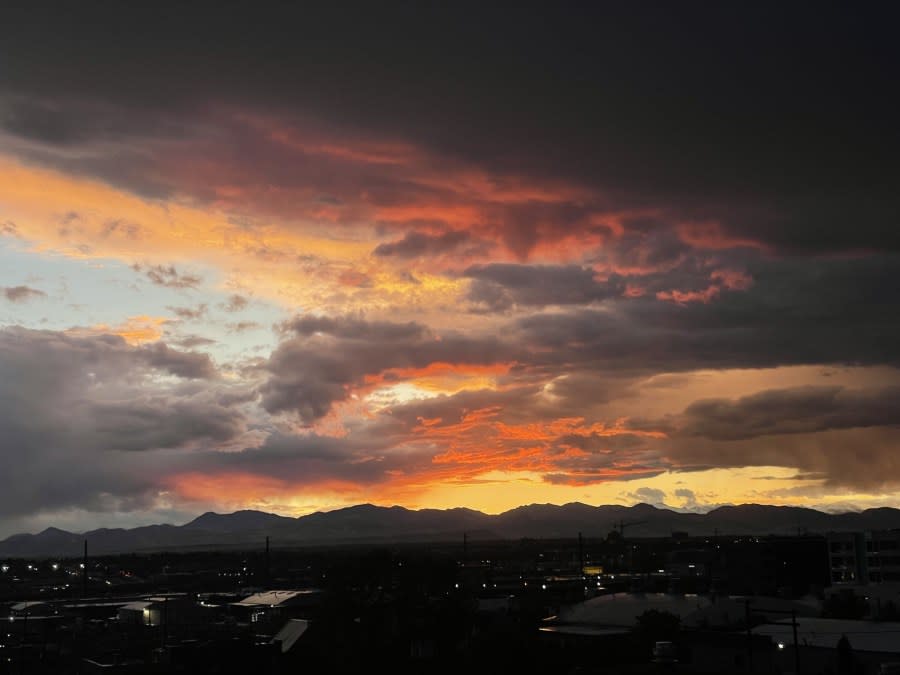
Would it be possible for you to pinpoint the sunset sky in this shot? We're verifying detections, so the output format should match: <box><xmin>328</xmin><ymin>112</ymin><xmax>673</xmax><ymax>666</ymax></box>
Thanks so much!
<box><xmin>0</xmin><ymin>3</ymin><xmax>898</xmax><ymax>536</ymax></box>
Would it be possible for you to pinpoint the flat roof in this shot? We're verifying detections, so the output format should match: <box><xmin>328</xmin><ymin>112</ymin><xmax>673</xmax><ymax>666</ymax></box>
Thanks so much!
<box><xmin>233</xmin><ymin>589</ymin><xmax>322</xmax><ymax>607</ymax></box>
<box><xmin>11</xmin><ymin>601</ymin><xmax>50</xmax><ymax>611</ymax></box>
<box><xmin>539</xmin><ymin>625</ymin><xmax>629</xmax><ymax>637</ymax></box>
<box><xmin>119</xmin><ymin>601</ymin><xmax>152</xmax><ymax>611</ymax></box>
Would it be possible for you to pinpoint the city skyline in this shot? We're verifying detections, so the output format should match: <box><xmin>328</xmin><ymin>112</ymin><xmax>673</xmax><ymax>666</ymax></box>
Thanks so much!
<box><xmin>0</xmin><ymin>3</ymin><xmax>898</xmax><ymax>537</ymax></box>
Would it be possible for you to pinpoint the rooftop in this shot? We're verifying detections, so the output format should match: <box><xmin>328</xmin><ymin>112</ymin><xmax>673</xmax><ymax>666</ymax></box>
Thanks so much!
<box><xmin>233</xmin><ymin>589</ymin><xmax>322</xmax><ymax>607</ymax></box>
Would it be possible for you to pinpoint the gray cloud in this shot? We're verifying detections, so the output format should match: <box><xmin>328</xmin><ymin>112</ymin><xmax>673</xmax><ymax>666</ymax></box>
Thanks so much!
<box><xmin>627</xmin><ymin>486</ymin><xmax>667</xmax><ymax>506</ymax></box>
<box><xmin>0</xmin><ymin>3</ymin><xmax>898</xmax><ymax>520</ymax></box>
<box><xmin>137</xmin><ymin>341</ymin><xmax>217</xmax><ymax>379</ymax></box>
<box><xmin>191</xmin><ymin>429</ymin><xmax>424</xmax><ymax>489</ymax></box>
<box><xmin>261</xmin><ymin>316</ymin><xmax>507</xmax><ymax>423</ymax></box>
<box><xmin>87</xmin><ymin>398</ymin><xmax>246</xmax><ymax>452</ymax></box>
<box><xmin>168</xmin><ymin>303</ymin><xmax>207</xmax><ymax>320</ymax></box>
<box><xmin>0</xmin><ymin>327</ymin><xmax>245</xmax><ymax>518</ymax></box>
<box><xmin>3</xmin><ymin>285</ymin><xmax>47</xmax><ymax>302</ymax></box>
<box><xmin>639</xmin><ymin>384</ymin><xmax>900</xmax><ymax>490</ymax></box>
<box><xmin>2</xmin><ymin>4</ymin><xmax>896</xmax><ymax>255</ymax></box>
<box><xmin>374</xmin><ymin>230</ymin><xmax>477</xmax><ymax>258</ymax></box>
<box><xmin>678</xmin><ymin>385</ymin><xmax>900</xmax><ymax>440</ymax></box>
<box><xmin>135</xmin><ymin>264</ymin><xmax>202</xmax><ymax>289</ymax></box>
<box><xmin>172</xmin><ymin>334</ymin><xmax>216</xmax><ymax>349</ymax></box>
<box><xmin>674</xmin><ymin>488</ymin><xmax>697</xmax><ymax>508</ymax></box>
<box><xmin>665</xmin><ymin>426</ymin><xmax>900</xmax><ymax>491</ymax></box>
<box><xmin>465</xmin><ymin>263</ymin><xmax>625</xmax><ymax>310</ymax></box>
<box><xmin>515</xmin><ymin>255</ymin><xmax>900</xmax><ymax>373</ymax></box>
<box><xmin>226</xmin><ymin>320</ymin><xmax>261</xmax><ymax>333</ymax></box>
<box><xmin>222</xmin><ymin>294</ymin><xmax>249</xmax><ymax>312</ymax></box>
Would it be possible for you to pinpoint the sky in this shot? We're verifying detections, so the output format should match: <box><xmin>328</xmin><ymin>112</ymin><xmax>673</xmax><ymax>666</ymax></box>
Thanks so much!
<box><xmin>0</xmin><ymin>2</ymin><xmax>899</xmax><ymax>536</ymax></box>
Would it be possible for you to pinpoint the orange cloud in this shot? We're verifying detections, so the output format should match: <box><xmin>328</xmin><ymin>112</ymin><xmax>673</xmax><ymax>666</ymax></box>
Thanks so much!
<box><xmin>677</xmin><ymin>221</ymin><xmax>766</xmax><ymax>251</ymax></box>
<box><xmin>66</xmin><ymin>315</ymin><xmax>169</xmax><ymax>345</ymax></box>
<box><xmin>711</xmin><ymin>268</ymin><xmax>753</xmax><ymax>290</ymax></box>
<box><xmin>656</xmin><ymin>287</ymin><xmax>721</xmax><ymax>305</ymax></box>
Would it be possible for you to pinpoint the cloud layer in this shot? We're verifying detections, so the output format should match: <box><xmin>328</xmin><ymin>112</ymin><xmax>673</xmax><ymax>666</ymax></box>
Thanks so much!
<box><xmin>0</xmin><ymin>3</ymin><xmax>898</xmax><ymax>531</ymax></box>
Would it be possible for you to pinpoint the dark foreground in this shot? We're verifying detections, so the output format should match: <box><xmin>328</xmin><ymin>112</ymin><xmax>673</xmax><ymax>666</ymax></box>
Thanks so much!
<box><xmin>1</xmin><ymin>533</ymin><xmax>896</xmax><ymax>674</ymax></box>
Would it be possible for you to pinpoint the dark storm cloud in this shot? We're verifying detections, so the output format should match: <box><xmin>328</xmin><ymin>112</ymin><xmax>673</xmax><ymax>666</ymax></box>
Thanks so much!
<box><xmin>0</xmin><ymin>3</ymin><xmax>896</xmax><ymax>253</ymax></box>
<box><xmin>138</xmin><ymin>342</ymin><xmax>217</xmax><ymax>379</ymax></box>
<box><xmin>87</xmin><ymin>399</ymin><xmax>246</xmax><ymax>452</ymax></box>
<box><xmin>0</xmin><ymin>95</ymin><xmax>187</xmax><ymax>147</ymax></box>
<box><xmin>0</xmin><ymin>327</ymin><xmax>245</xmax><ymax>517</ymax></box>
<box><xmin>261</xmin><ymin>316</ymin><xmax>508</xmax><ymax>423</ymax></box>
<box><xmin>629</xmin><ymin>384</ymin><xmax>900</xmax><ymax>490</ymax></box>
<box><xmin>677</xmin><ymin>385</ymin><xmax>900</xmax><ymax>440</ymax></box>
<box><xmin>464</xmin><ymin>263</ymin><xmax>625</xmax><ymax>310</ymax></box>
<box><xmin>192</xmin><ymin>429</ymin><xmax>426</xmax><ymax>488</ymax></box>
<box><xmin>3</xmin><ymin>285</ymin><xmax>46</xmax><ymax>302</ymax></box>
<box><xmin>374</xmin><ymin>230</ymin><xmax>477</xmax><ymax>258</ymax></box>
<box><xmin>665</xmin><ymin>427</ymin><xmax>900</xmax><ymax>491</ymax></box>
<box><xmin>516</xmin><ymin>255</ymin><xmax>900</xmax><ymax>373</ymax></box>
<box><xmin>0</xmin><ymin>2</ymin><xmax>898</xmax><ymax>513</ymax></box>
<box><xmin>263</xmin><ymin>253</ymin><xmax>900</xmax><ymax>426</ymax></box>
<box><xmin>0</xmin><ymin>94</ymin><xmax>194</xmax><ymax>200</ymax></box>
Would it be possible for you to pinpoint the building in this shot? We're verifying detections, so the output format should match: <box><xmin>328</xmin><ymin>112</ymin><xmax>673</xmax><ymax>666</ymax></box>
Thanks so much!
<box><xmin>829</xmin><ymin>531</ymin><xmax>900</xmax><ymax>585</ymax></box>
<box><xmin>230</xmin><ymin>588</ymin><xmax>323</xmax><ymax>624</ymax></box>
<box><xmin>116</xmin><ymin>594</ymin><xmax>198</xmax><ymax>627</ymax></box>
<box><xmin>866</xmin><ymin>531</ymin><xmax>900</xmax><ymax>584</ymax></box>
<box><xmin>272</xmin><ymin>618</ymin><xmax>310</xmax><ymax>653</ymax></box>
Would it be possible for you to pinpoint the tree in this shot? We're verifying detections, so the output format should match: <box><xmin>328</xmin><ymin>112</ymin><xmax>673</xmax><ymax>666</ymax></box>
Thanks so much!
<box><xmin>836</xmin><ymin>634</ymin><xmax>854</xmax><ymax>675</ymax></box>
<box><xmin>632</xmin><ymin>609</ymin><xmax>681</xmax><ymax>659</ymax></box>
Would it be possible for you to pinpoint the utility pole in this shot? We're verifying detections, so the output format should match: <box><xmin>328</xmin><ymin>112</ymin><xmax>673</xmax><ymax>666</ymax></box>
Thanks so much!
<box><xmin>21</xmin><ymin>602</ymin><xmax>28</xmax><ymax>674</ymax></box>
<box><xmin>82</xmin><ymin>540</ymin><xmax>88</xmax><ymax>598</ymax></box>
<box><xmin>750</xmin><ymin>603</ymin><xmax>802</xmax><ymax>675</ymax></box>
<box><xmin>161</xmin><ymin>596</ymin><xmax>169</xmax><ymax>649</ymax></box>
<box><xmin>745</xmin><ymin>599</ymin><xmax>753</xmax><ymax>672</ymax></box>
<box><xmin>463</xmin><ymin>532</ymin><xmax>468</xmax><ymax>564</ymax></box>
<box><xmin>791</xmin><ymin>609</ymin><xmax>801</xmax><ymax>675</ymax></box>
<box><xmin>265</xmin><ymin>536</ymin><xmax>270</xmax><ymax>589</ymax></box>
